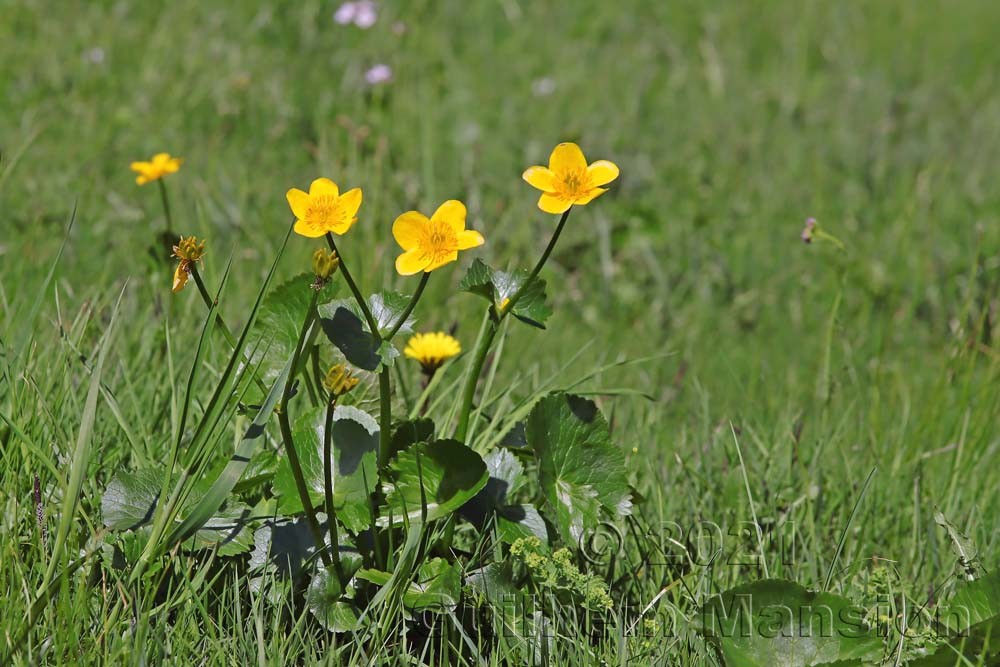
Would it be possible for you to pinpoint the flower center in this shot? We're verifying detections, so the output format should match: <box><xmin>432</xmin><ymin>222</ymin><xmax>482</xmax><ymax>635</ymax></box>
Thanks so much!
<box><xmin>557</xmin><ymin>168</ymin><xmax>590</xmax><ymax>198</ymax></box>
<box><xmin>419</xmin><ymin>219</ymin><xmax>458</xmax><ymax>261</ymax></box>
<box><xmin>308</xmin><ymin>195</ymin><xmax>341</xmax><ymax>225</ymax></box>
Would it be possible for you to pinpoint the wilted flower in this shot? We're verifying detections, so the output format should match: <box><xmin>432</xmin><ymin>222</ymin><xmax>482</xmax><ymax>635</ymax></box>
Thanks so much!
<box><xmin>171</xmin><ymin>236</ymin><xmax>206</xmax><ymax>293</ymax></box>
<box><xmin>523</xmin><ymin>142</ymin><xmax>619</xmax><ymax>214</ymax></box>
<box><xmin>404</xmin><ymin>332</ymin><xmax>461</xmax><ymax>373</ymax></box>
<box><xmin>323</xmin><ymin>363</ymin><xmax>360</xmax><ymax>398</ymax></box>
<box><xmin>364</xmin><ymin>64</ymin><xmax>392</xmax><ymax>85</ymax></box>
<box><xmin>333</xmin><ymin>1</ymin><xmax>377</xmax><ymax>28</ymax></box>
<box><xmin>392</xmin><ymin>200</ymin><xmax>485</xmax><ymax>275</ymax></box>
<box><xmin>286</xmin><ymin>178</ymin><xmax>363</xmax><ymax>238</ymax></box>
<box><xmin>131</xmin><ymin>152</ymin><xmax>183</xmax><ymax>186</ymax></box>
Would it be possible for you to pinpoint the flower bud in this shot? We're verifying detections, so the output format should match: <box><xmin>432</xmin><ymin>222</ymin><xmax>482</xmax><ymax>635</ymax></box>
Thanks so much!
<box><xmin>323</xmin><ymin>363</ymin><xmax>359</xmax><ymax>398</ymax></box>
<box><xmin>312</xmin><ymin>248</ymin><xmax>340</xmax><ymax>281</ymax></box>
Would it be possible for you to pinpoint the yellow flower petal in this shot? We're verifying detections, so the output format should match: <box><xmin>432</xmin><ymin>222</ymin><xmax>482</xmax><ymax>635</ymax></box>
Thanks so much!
<box><xmin>430</xmin><ymin>199</ymin><xmax>467</xmax><ymax>232</ymax></box>
<box><xmin>309</xmin><ymin>178</ymin><xmax>339</xmax><ymax>197</ymax></box>
<box><xmin>587</xmin><ymin>160</ymin><xmax>619</xmax><ymax>187</ymax></box>
<box><xmin>425</xmin><ymin>250</ymin><xmax>459</xmax><ymax>272</ymax></box>
<box><xmin>136</xmin><ymin>175</ymin><xmax>149</xmax><ymax>185</ymax></box>
<box><xmin>293</xmin><ymin>219</ymin><xmax>328</xmax><ymax>238</ymax></box>
<box><xmin>152</xmin><ymin>152</ymin><xmax>171</xmax><ymax>164</ymax></box>
<box><xmin>392</xmin><ymin>211</ymin><xmax>429</xmax><ymax>251</ymax></box>
<box><xmin>339</xmin><ymin>187</ymin><xmax>363</xmax><ymax>217</ymax></box>
<box><xmin>395</xmin><ymin>249</ymin><xmax>431</xmax><ymax>275</ymax></box>
<box><xmin>164</xmin><ymin>157</ymin><xmax>183</xmax><ymax>174</ymax></box>
<box><xmin>522</xmin><ymin>166</ymin><xmax>556</xmax><ymax>192</ymax></box>
<box><xmin>172</xmin><ymin>264</ymin><xmax>188</xmax><ymax>293</ymax></box>
<box><xmin>548</xmin><ymin>142</ymin><xmax>587</xmax><ymax>174</ymax></box>
<box><xmin>327</xmin><ymin>214</ymin><xmax>357</xmax><ymax>236</ymax></box>
<box><xmin>456</xmin><ymin>229</ymin><xmax>485</xmax><ymax>250</ymax></box>
<box><xmin>538</xmin><ymin>192</ymin><xmax>572</xmax><ymax>214</ymax></box>
<box><xmin>130</xmin><ymin>161</ymin><xmax>151</xmax><ymax>173</ymax></box>
<box><xmin>575</xmin><ymin>187</ymin><xmax>608</xmax><ymax>206</ymax></box>
<box><xmin>286</xmin><ymin>188</ymin><xmax>310</xmax><ymax>219</ymax></box>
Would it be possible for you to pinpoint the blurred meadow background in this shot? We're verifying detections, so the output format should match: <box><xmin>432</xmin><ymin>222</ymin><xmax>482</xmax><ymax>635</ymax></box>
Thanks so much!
<box><xmin>3</xmin><ymin>0</ymin><xmax>1000</xmax><ymax>663</ymax></box>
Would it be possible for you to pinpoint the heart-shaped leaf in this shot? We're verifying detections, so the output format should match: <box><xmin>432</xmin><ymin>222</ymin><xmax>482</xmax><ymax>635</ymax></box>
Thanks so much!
<box><xmin>697</xmin><ymin>579</ymin><xmax>883</xmax><ymax>666</ymax></box>
<box><xmin>527</xmin><ymin>393</ymin><xmax>632</xmax><ymax>544</ymax></box>
<box><xmin>380</xmin><ymin>439</ymin><xmax>488</xmax><ymax>526</ymax></box>
<box><xmin>273</xmin><ymin>405</ymin><xmax>379</xmax><ymax>533</ymax></box>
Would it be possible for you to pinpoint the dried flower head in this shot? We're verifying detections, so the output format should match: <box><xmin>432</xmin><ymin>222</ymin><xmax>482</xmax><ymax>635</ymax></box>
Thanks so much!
<box><xmin>171</xmin><ymin>236</ymin><xmax>206</xmax><ymax>293</ymax></box>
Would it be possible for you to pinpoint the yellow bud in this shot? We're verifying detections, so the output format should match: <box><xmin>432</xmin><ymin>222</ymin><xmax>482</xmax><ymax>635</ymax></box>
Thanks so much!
<box><xmin>323</xmin><ymin>363</ymin><xmax>359</xmax><ymax>398</ymax></box>
<box><xmin>172</xmin><ymin>236</ymin><xmax>206</xmax><ymax>262</ymax></box>
<box><xmin>312</xmin><ymin>248</ymin><xmax>340</xmax><ymax>281</ymax></box>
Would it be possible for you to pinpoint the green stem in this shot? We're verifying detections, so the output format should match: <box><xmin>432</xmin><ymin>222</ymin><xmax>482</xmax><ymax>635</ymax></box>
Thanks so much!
<box><xmin>454</xmin><ymin>207</ymin><xmax>573</xmax><ymax>440</ymax></box>
<box><xmin>378</xmin><ymin>369</ymin><xmax>392</xmax><ymax>468</ymax></box>
<box><xmin>190</xmin><ymin>265</ymin><xmax>269</xmax><ymax>399</ymax></box>
<box><xmin>385</xmin><ymin>272</ymin><xmax>429</xmax><ymax>340</ymax></box>
<box><xmin>277</xmin><ymin>289</ymin><xmax>331</xmax><ymax>566</ymax></box>
<box><xmin>158</xmin><ymin>179</ymin><xmax>174</xmax><ymax>237</ymax></box>
<box><xmin>325</xmin><ymin>233</ymin><xmax>380</xmax><ymax>336</ymax></box>
<box><xmin>323</xmin><ymin>397</ymin><xmax>343</xmax><ymax>579</ymax></box>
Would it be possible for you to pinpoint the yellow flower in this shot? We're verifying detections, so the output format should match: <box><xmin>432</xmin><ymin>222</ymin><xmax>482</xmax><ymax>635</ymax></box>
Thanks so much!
<box><xmin>171</xmin><ymin>236</ymin><xmax>206</xmax><ymax>293</ymax></box>
<box><xmin>130</xmin><ymin>152</ymin><xmax>183</xmax><ymax>186</ymax></box>
<box><xmin>286</xmin><ymin>178</ymin><xmax>363</xmax><ymax>238</ymax></box>
<box><xmin>392</xmin><ymin>200</ymin><xmax>485</xmax><ymax>275</ymax></box>
<box><xmin>522</xmin><ymin>142</ymin><xmax>619</xmax><ymax>214</ymax></box>
<box><xmin>404</xmin><ymin>332</ymin><xmax>462</xmax><ymax>373</ymax></box>
<box><xmin>322</xmin><ymin>364</ymin><xmax>360</xmax><ymax>398</ymax></box>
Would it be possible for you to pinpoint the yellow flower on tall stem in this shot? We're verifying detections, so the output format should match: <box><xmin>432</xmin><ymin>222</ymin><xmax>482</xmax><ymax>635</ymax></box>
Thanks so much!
<box><xmin>286</xmin><ymin>178</ymin><xmax>363</xmax><ymax>238</ymax></box>
<box><xmin>171</xmin><ymin>236</ymin><xmax>206</xmax><ymax>293</ymax></box>
<box><xmin>392</xmin><ymin>200</ymin><xmax>485</xmax><ymax>275</ymax></box>
<box><xmin>522</xmin><ymin>142</ymin><xmax>619</xmax><ymax>214</ymax></box>
<box><xmin>405</xmin><ymin>332</ymin><xmax>462</xmax><ymax>374</ymax></box>
<box><xmin>130</xmin><ymin>152</ymin><xmax>183</xmax><ymax>185</ymax></box>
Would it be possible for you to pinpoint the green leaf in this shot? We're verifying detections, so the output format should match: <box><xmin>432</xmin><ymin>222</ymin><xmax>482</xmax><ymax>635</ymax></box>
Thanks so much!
<box><xmin>248</xmin><ymin>273</ymin><xmax>337</xmax><ymax>384</ymax></box>
<box><xmin>497</xmin><ymin>504</ymin><xmax>549</xmax><ymax>544</ymax></box>
<box><xmin>697</xmin><ymin>579</ymin><xmax>883</xmax><ymax>666</ymax></box>
<box><xmin>358</xmin><ymin>558</ymin><xmax>461</xmax><ymax>612</ymax></box>
<box><xmin>459</xmin><ymin>260</ymin><xmax>552</xmax><ymax>328</ymax></box>
<box><xmin>369</xmin><ymin>290</ymin><xmax>415</xmax><ymax>336</ymax></box>
<box><xmin>941</xmin><ymin>568</ymin><xmax>1000</xmax><ymax>635</ymax></box>
<box><xmin>494</xmin><ymin>268</ymin><xmax>552</xmax><ymax>329</ymax></box>
<box><xmin>934</xmin><ymin>508</ymin><xmax>980</xmax><ymax>579</ymax></box>
<box><xmin>102</xmin><ymin>468</ymin><xmax>253</xmax><ymax>555</ymax></box>
<box><xmin>459</xmin><ymin>258</ymin><xmax>496</xmax><ymax>301</ymax></box>
<box><xmin>381</xmin><ymin>439</ymin><xmax>488</xmax><ymax>526</ymax></box>
<box><xmin>527</xmin><ymin>393</ymin><xmax>632</xmax><ymax>544</ymax></box>
<box><xmin>388</xmin><ymin>418</ymin><xmax>435</xmax><ymax>461</ymax></box>
<box><xmin>273</xmin><ymin>405</ymin><xmax>379</xmax><ymax>533</ymax></box>
<box><xmin>306</xmin><ymin>567</ymin><xmax>363</xmax><ymax>633</ymax></box>
<box><xmin>319</xmin><ymin>302</ymin><xmax>380</xmax><ymax>371</ymax></box>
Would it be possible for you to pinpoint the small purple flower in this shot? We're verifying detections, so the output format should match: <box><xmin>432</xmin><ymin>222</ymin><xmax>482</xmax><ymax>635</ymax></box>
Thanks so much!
<box><xmin>333</xmin><ymin>1</ymin><xmax>377</xmax><ymax>28</ymax></box>
<box><xmin>365</xmin><ymin>63</ymin><xmax>392</xmax><ymax>85</ymax></box>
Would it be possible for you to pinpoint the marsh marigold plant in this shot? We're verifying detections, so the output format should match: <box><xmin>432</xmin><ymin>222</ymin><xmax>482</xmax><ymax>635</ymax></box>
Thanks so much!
<box><xmin>286</xmin><ymin>178</ymin><xmax>363</xmax><ymax>238</ymax></box>
<box><xmin>131</xmin><ymin>152</ymin><xmax>183</xmax><ymax>185</ymax></box>
<box><xmin>392</xmin><ymin>200</ymin><xmax>484</xmax><ymax>275</ymax></box>
<box><xmin>523</xmin><ymin>142</ymin><xmax>619</xmax><ymax>214</ymax></box>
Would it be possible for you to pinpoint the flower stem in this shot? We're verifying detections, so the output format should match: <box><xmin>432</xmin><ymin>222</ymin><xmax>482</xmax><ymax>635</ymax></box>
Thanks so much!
<box><xmin>190</xmin><ymin>265</ymin><xmax>270</xmax><ymax>399</ymax></box>
<box><xmin>385</xmin><ymin>272</ymin><xmax>429</xmax><ymax>340</ymax></box>
<box><xmin>277</xmin><ymin>289</ymin><xmax>331</xmax><ymax>566</ymax></box>
<box><xmin>158</xmin><ymin>179</ymin><xmax>174</xmax><ymax>238</ymax></box>
<box><xmin>323</xmin><ymin>397</ymin><xmax>343</xmax><ymax>579</ymax></box>
<box><xmin>325</xmin><ymin>233</ymin><xmax>379</xmax><ymax>336</ymax></box>
<box><xmin>453</xmin><ymin>207</ymin><xmax>572</xmax><ymax>441</ymax></box>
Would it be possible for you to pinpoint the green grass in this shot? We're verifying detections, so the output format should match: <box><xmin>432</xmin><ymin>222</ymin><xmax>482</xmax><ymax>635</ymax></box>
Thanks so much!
<box><xmin>3</xmin><ymin>0</ymin><xmax>1000</xmax><ymax>664</ymax></box>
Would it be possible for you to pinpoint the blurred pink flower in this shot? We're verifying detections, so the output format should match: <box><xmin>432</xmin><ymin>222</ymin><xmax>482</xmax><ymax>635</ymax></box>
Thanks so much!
<box><xmin>333</xmin><ymin>1</ymin><xmax>377</xmax><ymax>28</ymax></box>
<box><xmin>365</xmin><ymin>63</ymin><xmax>392</xmax><ymax>85</ymax></box>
